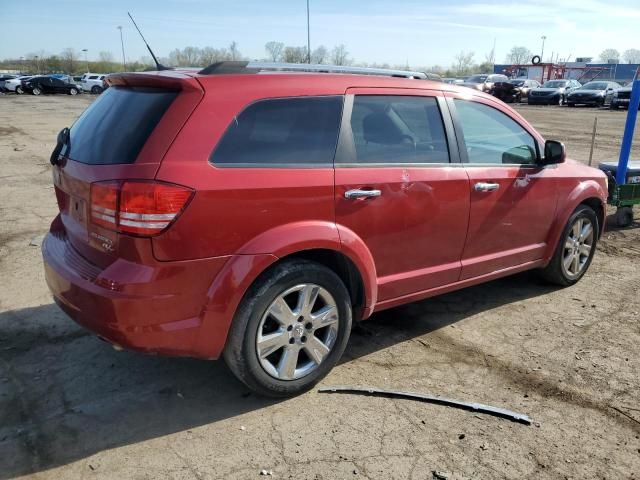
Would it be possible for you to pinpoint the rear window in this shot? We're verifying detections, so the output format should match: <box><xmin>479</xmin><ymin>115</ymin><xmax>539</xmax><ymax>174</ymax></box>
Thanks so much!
<box><xmin>67</xmin><ymin>86</ymin><xmax>177</xmax><ymax>165</ymax></box>
<box><xmin>211</xmin><ymin>96</ymin><xmax>343</xmax><ymax>167</ymax></box>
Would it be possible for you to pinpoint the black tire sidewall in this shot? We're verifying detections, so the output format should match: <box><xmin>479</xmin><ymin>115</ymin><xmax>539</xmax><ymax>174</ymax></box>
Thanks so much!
<box><xmin>551</xmin><ymin>206</ymin><xmax>599</xmax><ymax>285</ymax></box>
<box><xmin>225</xmin><ymin>260</ymin><xmax>352</xmax><ymax>397</ymax></box>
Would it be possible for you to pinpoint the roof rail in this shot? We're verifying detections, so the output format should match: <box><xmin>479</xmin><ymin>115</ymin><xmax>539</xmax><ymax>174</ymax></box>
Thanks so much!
<box><xmin>198</xmin><ymin>61</ymin><xmax>427</xmax><ymax>79</ymax></box>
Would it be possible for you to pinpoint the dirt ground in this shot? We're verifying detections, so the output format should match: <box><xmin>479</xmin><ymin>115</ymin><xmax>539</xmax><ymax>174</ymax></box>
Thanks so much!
<box><xmin>1</xmin><ymin>94</ymin><xmax>639</xmax><ymax>480</ymax></box>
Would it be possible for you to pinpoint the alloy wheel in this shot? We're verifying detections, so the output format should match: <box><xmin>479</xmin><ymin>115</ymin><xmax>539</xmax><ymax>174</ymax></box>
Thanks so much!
<box><xmin>256</xmin><ymin>284</ymin><xmax>339</xmax><ymax>381</ymax></box>
<box><xmin>562</xmin><ymin>217</ymin><xmax>594</xmax><ymax>278</ymax></box>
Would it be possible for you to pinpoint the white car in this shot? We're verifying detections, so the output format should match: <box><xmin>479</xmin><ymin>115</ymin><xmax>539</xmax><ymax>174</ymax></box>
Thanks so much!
<box><xmin>80</xmin><ymin>73</ymin><xmax>107</xmax><ymax>94</ymax></box>
<box><xmin>4</xmin><ymin>76</ymin><xmax>33</xmax><ymax>93</ymax></box>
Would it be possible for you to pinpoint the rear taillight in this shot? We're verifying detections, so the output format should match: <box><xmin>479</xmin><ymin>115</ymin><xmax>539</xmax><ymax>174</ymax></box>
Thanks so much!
<box><xmin>90</xmin><ymin>181</ymin><xmax>193</xmax><ymax>236</ymax></box>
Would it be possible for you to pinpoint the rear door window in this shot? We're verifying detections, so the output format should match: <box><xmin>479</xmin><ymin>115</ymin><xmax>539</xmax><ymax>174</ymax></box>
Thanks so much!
<box><xmin>211</xmin><ymin>96</ymin><xmax>343</xmax><ymax>167</ymax></box>
<box><xmin>67</xmin><ymin>86</ymin><xmax>177</xmax><ymax>165</ymax></box>
<box><xmin>344</xmin><ymin>95</ymin><xmax>449</xmax><ymax>164</ymax></box>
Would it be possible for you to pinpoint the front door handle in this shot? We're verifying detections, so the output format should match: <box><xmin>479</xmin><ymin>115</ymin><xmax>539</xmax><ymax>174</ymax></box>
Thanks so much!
<box><xmin>345</xmin><ymin>189</ymin><xmax>382</xmax><ymax>199</ymax></box>
<box><xmin>474</xmin><ymin>182</ymin><xmax>500</xmax><ymax>192</ymax></box>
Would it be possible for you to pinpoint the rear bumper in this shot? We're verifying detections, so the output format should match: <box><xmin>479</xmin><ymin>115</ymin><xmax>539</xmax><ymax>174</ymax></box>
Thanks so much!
<box><xmin>42</xmin><ymin>223</ymin><xmax>230</xmax><ymax>358</ymax></box>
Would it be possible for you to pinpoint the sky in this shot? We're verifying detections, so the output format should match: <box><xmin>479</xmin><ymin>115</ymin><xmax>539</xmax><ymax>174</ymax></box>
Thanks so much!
<box><xmin>1</xmin><ymin>0</ymin><xmax>639</xmax><ymax>68</ymax></box>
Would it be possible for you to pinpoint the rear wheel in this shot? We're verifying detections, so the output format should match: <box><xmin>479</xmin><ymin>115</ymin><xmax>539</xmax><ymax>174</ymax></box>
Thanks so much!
<box><xmin>223</xmin><ymin>259</ymin><xmax>352</xmax><ymax>397</ymax></box>
<box><xmin>539</xmin><ymin>205</ymin><xmax>598</xmax><ymax>286</ymax></box>
<box><xmin>91</xmin><ymin>85</ymin><xmax>103</xmax><ymax>94</ymax></box>
<box><xmin>69</xmin><ymin>87</ymin><xmax>78</xmax><ymax>95</ymax></box>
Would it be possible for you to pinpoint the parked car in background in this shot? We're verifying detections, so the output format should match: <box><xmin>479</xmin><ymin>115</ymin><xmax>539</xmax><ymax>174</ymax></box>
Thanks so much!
<box><xmin>0</xmin><ymin>74</ymin><xmax>18</xmax><ymax>91</ymax></box>
<box><xmin>42</xmin><ymin>62</ymin><xmax>607</xmax><ymax>397</ymax></box>
<box><xmin>609</xmin><ymin>86</ymin><xmax>639</xmax><ymax>110</ymax></box>
<box><xmin>567</xmin><ymin>81</ymin><xmax>621</xmax><ymax>107</ymax></box>
<box><xmin>527</xmin><ymin>79</ymin><xmax>581</xmax><ymax>105</ymax></box>
<box><xmin>442</xmin><ymin>78</ymin><xmax>464</xmax><ymax>85</ymax></box>
<box><xmin>462</xmin><ymin>74</ymin><xmax>509</xmax><ymax>92</ymax></box>
<box><xmin>80</xmin><ymin>73</ymin><xmax>107</xmax><ymax>94</ymax></box>
<box><xmin>22</xmin><ymin>76</ymin><xmax>81</xmax><ymax>95</ymax></box>
<box><xmin>4</xmin><ymin>75</ymin><xmax>33</xmax><ymax>94</ymax></box>
<box><xmin>490</xmin><ymin>78</ymin><xmax>541</xmax><ymax>103</ymax></box>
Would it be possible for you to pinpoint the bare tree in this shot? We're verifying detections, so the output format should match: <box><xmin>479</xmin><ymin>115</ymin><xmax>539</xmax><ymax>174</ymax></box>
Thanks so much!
<box><xmin>200</xmin><ymin>47</ymin><xmax>230</xmax><ymax>66</ymax></box>
<box><xmin>454</xmin><ymin>51</ymin><xmax>475</xmax><ymax>74</ymax></box>
<box><xmin>311</xmin><ymin>46</ymin><xmax>328</xmax><ymax>64</ymax></box>
<box><xmin>331</xmin><ymin>44</ymin><xmax>349</xmax><ymax>66</ymax></box>
<box><xmin>283</xmin><ymin>46</ymin><xmax>308</xmax><ymax>63</ymax></box>
<box><xmin>599</xmin><ymin>49</ymin><xmax>620</xmax><ymax>63</ymax></box>
<box><xmin>229</xmin><ymin>41</ymin><xmax>240</xmax><ymax>61</ymax></box>
<box><xmin>60</xmin><ymin>48</ymin><xmax>79</xmax><ymax>73</ymax></box>
<box><xmin>622</xmin><ymin>48</ymin><xmax>640</xmax><ymax>64</ymax></box>
<box><xmin>505</xmin><ymin>46</ymin><xmax>532</xmax><ymax>65</ymax></box>
<box><xmin>99</xmin><ymin>51</ymin><xmax>114</xmax><ymax>63</ymax></box>
<box><xmin>265</xmin><ymin>41</ymin><xmax>284</xmax><ymax>62</ymax></box>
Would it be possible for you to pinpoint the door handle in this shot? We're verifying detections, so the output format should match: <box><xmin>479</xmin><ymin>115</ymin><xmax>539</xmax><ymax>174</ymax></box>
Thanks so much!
<box><xmin>474</xmin><ymin>182</ymin><xmax>500</xmax><ymax>192</ymax></box>
<box><xmin>345</xmin><ymin>189</ymin><xmax>382</xmax><ymax>199</ymax></box>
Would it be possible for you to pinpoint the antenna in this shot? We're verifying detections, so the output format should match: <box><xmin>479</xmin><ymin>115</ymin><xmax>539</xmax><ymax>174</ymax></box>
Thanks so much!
<box><xmin>127</xmin><ymin>12</ymin><xmax>171</xmax><ymax>71</ymax></box>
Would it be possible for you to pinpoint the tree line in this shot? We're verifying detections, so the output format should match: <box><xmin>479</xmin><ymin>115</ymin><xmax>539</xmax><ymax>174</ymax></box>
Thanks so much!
<box><xmin>2</xmin><ymin>43</ymin><xmax>639</xmax><ymax>77</ymax></box>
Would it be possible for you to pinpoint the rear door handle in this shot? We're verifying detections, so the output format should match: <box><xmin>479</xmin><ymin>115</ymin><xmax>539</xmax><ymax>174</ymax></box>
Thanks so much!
<box><xmin>474</xmin><ymin>182</ymin><xmax>500</xmax><ymax>192</ymax></box>
<box><xmin>345</xmin><ymin>189</ymin><xmax>382</xmax><ymax>199</ymax></box>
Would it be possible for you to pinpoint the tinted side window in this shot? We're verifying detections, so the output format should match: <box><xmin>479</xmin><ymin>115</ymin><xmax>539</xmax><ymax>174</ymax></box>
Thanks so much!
<box><xmin>212</xmin><ymin>96</ymin><xmax>343</xmax><ymax>166</ymax></box>
<box><xmin>454</xmin><ymin>99</ymin><xmax>537</xmax><ymax>165</ymax></box>
<box><xmin>347</xmin><ymin>95</ymin><xmax>449</xmax><ymax>164</ymax></box>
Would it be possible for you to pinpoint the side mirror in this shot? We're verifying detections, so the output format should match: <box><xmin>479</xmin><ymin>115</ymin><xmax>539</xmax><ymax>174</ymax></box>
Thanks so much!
<box><xmin>543</xmin><ymin>140</ymin><xmax>566</xmax><ymax>165</ymax></box>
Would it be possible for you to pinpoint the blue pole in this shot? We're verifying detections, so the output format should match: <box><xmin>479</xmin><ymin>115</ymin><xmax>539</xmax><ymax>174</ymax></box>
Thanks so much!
<box><xmin>616</xmin><ymin>79</ymin><xmax>640</xmax><ymax>185</ymax></box>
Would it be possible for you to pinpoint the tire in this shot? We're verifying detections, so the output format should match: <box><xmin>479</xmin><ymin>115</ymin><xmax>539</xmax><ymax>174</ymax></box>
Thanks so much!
<box><xmin>32</xmin><ymin>87</ymin><xmax>41</xmax><ymax>96</ymax></box>
<box><xmin>610</xmin><ymin>103</ymin><xmax>618</xmax><ymax>110</ymax></box>
<box><xmin>15</xmin><ymin>86</ymin><xmax>24</xmax><ymax>94</ymax></box>
<box><xmin>91</xmin><ymin>85</ymin><xmax>103</xmax><ymax>94</ymax></box>
<box><xmin>539</xmin><ymin>205</ymin><xmax>599</xmax><ymax>286</ymax></box>
<box><xmin>614</xmin><ymin>206</ymin><xmax>634</xmax><ymax>228</ymax></box>
<box><xmin>223</xmin><ymin>259</ymin><xmax>352</xmax><ymax>397</ymax></box>
<box><xmin>567</xmin><ymin>102</ymin><xmax>575</xmax><ymax>107</ymax></box>
<box><xmin>69</xmin><ymin>88</ymin><xmax>78</xmax><ymax>95</ymax></box>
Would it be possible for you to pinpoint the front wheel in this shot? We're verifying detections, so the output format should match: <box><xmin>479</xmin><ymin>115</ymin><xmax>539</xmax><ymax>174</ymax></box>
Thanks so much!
<box><xmin>223</xmin><ymin>259</ymin><xmax>352</xmax><ymax>397</ymax></box>
<box><xmin>15</xmin><ymin>86</ymin><xmax>24</xmax><ymax>94</ymax></box>
<box><xmin>539</xmin><ymin>205</ymin><xmax>598</xmax><ymax>286</ymax></box>
<box><xmin>69</xmin><ymin>88</ymin><xmax>78</xmax><ymax>95</ymax></box>
<box><xmin>32</xmin><ymin>87</ymin><xmax>41</xmax><ymax>96</ymax></box>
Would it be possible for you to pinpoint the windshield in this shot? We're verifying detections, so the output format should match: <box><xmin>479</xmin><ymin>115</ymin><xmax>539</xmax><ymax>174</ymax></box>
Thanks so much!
<box><xmin>466</xmin><ymin>75</ymin><xmax>487</xmax><ymax>83</ymax></box>
<box><xmin>543</xmin><ymin>81</ymin><xmax>567</xmax><ymax>88</ymax></box>
<box><xmin>580</xmin><ymin>82</ymin><xmax>608</xmax><ymax>90</ymax></box>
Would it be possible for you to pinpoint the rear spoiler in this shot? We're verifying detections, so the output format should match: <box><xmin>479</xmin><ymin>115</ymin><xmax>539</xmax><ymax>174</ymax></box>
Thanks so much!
<box><xmin>106</xmin><ymin>71</ymin><xmax>203</xmax><ymax>92</ymax></box>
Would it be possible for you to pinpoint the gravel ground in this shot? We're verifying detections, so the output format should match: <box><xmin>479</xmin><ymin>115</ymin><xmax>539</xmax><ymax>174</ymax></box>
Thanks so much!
<box><xmin>0</xmin><ymin>94</ymin><xmax>639</xmax><ymax>480</ymax></box>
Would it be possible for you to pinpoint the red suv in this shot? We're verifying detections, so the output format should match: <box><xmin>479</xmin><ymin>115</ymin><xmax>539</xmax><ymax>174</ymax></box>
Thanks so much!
<box><xmin>42</xmin><ymin>62</ymin><xmax>608</xmax><ymax>396</ymax></box>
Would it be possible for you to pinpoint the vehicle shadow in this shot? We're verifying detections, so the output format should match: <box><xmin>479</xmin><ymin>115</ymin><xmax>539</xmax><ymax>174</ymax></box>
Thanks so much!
<box><xmin>0</xmin><ymin>271</ymin><xmax>554</xmax><ymax>478</ymax></box>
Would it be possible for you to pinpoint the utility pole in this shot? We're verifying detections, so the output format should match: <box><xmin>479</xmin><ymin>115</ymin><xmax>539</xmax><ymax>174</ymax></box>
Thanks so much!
<box><xmin>117</xmin><ymin>26</ymin><xmax>126</xmax><ymax>71</ymax></box>
<box><xmin>306</xmin><ymin>0</ymin><xmax>311</xmax><ymax>64</ymax></box>
<box><xmin>540</xmin><ymin>35</ymin><xmax>547</xmax><ymax>62</ymax></box>
<box><xmin>82</xmin><ymin>49</ymin><xmax>89</xmax><ymax>72</ymax></box>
